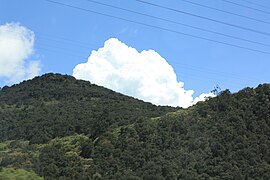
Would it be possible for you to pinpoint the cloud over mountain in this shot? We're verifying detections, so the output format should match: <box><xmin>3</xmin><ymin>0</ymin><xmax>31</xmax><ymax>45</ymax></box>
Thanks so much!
<box><xmin>0</xmin><ymin>23</ymin><xmax>41</xmax><ymax>83</ymax></box>
<box><xmin>73</xmin><ymin>38</ymin><xmax>213</xmax><ymax>107</ymax></box>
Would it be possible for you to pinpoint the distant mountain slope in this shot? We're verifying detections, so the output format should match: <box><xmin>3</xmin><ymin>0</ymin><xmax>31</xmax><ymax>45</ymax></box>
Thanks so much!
<box><xmin>0</xmin><ymin>73</ymin><xmax>176</xmax><ymax>143</ymax></box>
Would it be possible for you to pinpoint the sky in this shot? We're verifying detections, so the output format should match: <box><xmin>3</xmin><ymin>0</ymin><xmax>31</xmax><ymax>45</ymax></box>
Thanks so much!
<box><xmin>0</xmin><ymin>0</ymin><xmax>270</xmax><ymax>107</ymax></box>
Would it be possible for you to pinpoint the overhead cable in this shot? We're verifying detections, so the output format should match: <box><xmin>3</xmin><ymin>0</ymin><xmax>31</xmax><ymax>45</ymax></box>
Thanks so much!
<box><xmin>86</xmin><ymin>0</ymin><xmax>270</xmax><ymax>48</ymax></box>
<box><xmin>180</xmin><ymin>0</ymin><xmax>270</xmax><ymax>25</ymax></box>
<box><xmin>43</xmin><ymin>0</ymin><xmax>270</xmax><ymax>55</ymax></box>
<box><xmin>239</xmin><ymin>0</ymin><xmax>270</xmax><ymax>9</ymax></box>
<box><xmin>221</xmin><ymin>0</ymin><xmax>270</xmax><ymax>15</ymax></box>
<box><xmin>135</xmin><ymin>0</ymin><xmax>270</xmax><ymax>37</ymax></box>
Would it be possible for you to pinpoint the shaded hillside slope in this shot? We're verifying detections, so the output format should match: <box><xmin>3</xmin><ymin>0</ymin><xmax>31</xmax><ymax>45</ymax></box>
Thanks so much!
<box><xmin>0</xmin><ymin>73</ymin><xmax>176</xmax><ymax>144</ymax></box>
<box><xmin>69</xmin><ymin>84</ymin><xmax>269</xmax><ymax>179</ymax></box>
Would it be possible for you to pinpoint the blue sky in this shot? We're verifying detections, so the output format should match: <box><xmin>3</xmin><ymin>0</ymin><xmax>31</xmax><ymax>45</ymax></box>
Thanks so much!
<box><xmin>0</xmin><ymin>0</ymin><xmax>270</xmax><ymax>107</ymax></box>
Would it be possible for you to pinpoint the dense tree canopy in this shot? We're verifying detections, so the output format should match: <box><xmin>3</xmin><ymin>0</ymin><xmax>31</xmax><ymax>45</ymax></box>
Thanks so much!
<box><xmin>0</xmin><ymin>74</ymin><xmax>269</xmax><ymax>179</ymax></box>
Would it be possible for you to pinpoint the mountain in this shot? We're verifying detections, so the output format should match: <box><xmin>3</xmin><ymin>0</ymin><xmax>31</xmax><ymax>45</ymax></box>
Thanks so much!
<box><xmin>0</xmin><ymin>73</ymin><xmax>176</xmax><ymax>144</ymax></box>
<box><xmin>0</xmin><ymin>74</ymin><xmax>269</xmax><ymax>179</ymax></box>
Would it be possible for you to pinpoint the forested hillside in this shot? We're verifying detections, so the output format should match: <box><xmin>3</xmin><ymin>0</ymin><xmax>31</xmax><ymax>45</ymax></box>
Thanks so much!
<box><xmin>0</xmin><ymin>74</ymin><xmax>269</xmax><ymax>179</ymax></box>
<box><xmin>0</xmin><ymin>73</ymin><xmax>176</xmax><ymax>144</ymax></box>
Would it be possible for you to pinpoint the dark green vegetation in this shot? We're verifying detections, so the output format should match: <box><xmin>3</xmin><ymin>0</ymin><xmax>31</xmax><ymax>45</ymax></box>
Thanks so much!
<box><xmin>0</xmin><ymin>73</ymin><xmax>175</xmax><ymax>144</ymax></box>
<box><xmin>0</xmin><ymin>73</ymin><xmax>269</xmax><ymax>179</ymax></box>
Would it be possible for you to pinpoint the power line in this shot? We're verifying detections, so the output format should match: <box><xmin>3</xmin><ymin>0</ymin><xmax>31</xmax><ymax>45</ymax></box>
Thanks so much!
<box><xmin>43</xmin><ymin>0</ymin><xmax>270</xmax><ymax>55</ymax></box>
<box><xmin>85</xmin><ymin>0</ymin><xmax>270</xmax><ymax>48</ymax></box>
<box><xmin>239</xmin><ymin>0</ymin><xmax>270</xmax><ymax>9</ymax></box>
<box><xmin>221</xmin><ymin>0</ymin><xmax>270</xmax><ymax>15</ymax></box>
<box><xmin>37</xmin><ymin>41</ymin><xmax>89</xmax><ymax>54</ymax></box>
<box><xmin>39</xmin><ymin>0</ymin><xmax>269</xmax><ymax>82</ymax></box>
<box><xmin>37</xmin><ymin>35</ymin><xmax>92</xmax><ymax>49</ymax></box>
<box><xmin>37</xmin><ymin>46</ymin><xmax>87</xmax><ymax>59</ymax></box>
<box><xmin>172</xmin><ymin>62</ymin><xmax>261</xmax><ymax>82</ymax></box>
<box><xmin>180</xmin><ymin>0</ymin><xmax>270</xmax><ymax>25</ymax></box>
<box><xmin>36</xmin><ymin>32</ymin><xmax>98</xmax><ymax>47</ymax></box>
<box><xmin>135</xmin><ymin>0</ymin><xmax>270</xmax><ymax>37</ymax></box>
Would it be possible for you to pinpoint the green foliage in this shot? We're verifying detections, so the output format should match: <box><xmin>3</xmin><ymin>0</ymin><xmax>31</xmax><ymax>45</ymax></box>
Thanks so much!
<box><xmin>0</xmin><ymin>168</ymin><xmax>43</xmax><ymax>180</ymax></box>
<box><xmin>0</xmin><ymin>140</ymin><xmax>40</xmax><ymax>171</ymax></box>
<box><xmin>0</xmin><ymin>73</ymin><xmax>176</xmax><ymax>144</ymax></box>
<box><xmin>38</xmin><ymin>135</ymin><xmax>94</xmax><ymax>179</ymax></box>
<box><xmin>0</xmin><ymin>74</ymin><xmax>270</xmax><ymax>179</ymax></box>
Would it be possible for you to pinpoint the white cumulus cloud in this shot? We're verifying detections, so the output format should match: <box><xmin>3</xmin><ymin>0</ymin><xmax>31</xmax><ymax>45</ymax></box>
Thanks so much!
<box><xmin>73</xmin><ymin>38</ymin><xmax>214</xmax><ymax>108</ymax></box>
<box><xmin>0</xmin><ymin>23</ymin><xmax>41</xmax><ymax>84</ymax></box>
<box><xmin>193</xmin><ymin>93</ymin><xmax>216</xmax><ymax>105</ymax></box>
